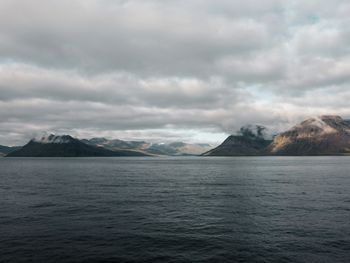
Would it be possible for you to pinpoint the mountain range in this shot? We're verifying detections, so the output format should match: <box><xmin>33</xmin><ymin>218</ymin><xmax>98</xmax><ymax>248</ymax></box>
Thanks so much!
<box><xmin>81</xmin><ymin>138</ymin><xmax>212</xmax><ymax>156</ymax></box>
<box><xmin>4</xmin><ymin>134</ymin><xmax>212</xmax><ymax>157</ymax></box>
<box><xmin>6</xmin><ymin>134</ymin><xmax>149</xmax><ymax>157</ymax></box>
<box><xmin>3</xmin><ymin>115</ymin><xmax>350</xmax><ymax>157</ymax></box>
<box><xmin>204</xmin><ymin>115</ymin><xmax>350</xmax><ymax>156</ymax></box>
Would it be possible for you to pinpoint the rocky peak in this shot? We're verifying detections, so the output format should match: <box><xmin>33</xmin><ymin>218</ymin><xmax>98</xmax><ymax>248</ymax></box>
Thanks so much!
<box><xmin>31</xmin><ymin>134</ymin><xmax>75</xmax><ymax>144</ymax></box>
<box><xmin>268</xmin><ymin>115</ymin><xmax>350</xmax><ymax>155</ymax></box>
<box><xmin>289</xmin><ymin>115</ymin><xmax>350</xmax><ymax>137</ymax></box>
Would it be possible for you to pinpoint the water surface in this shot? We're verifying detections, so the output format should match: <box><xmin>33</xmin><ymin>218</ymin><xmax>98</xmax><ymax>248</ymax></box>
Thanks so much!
<box><xmin>1</xmin><ymin>157</ymin><xmax>350</xmax><ymax>262</ymax></box>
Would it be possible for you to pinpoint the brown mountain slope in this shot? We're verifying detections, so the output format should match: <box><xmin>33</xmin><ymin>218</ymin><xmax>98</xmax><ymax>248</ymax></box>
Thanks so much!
<box><xmin>268</xmin><ymin>115</ymin><xmax>350</xmax><ymax>155</ymax></box>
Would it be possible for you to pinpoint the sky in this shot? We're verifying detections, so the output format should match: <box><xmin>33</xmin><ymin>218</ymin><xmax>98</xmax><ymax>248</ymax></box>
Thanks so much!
<box><xmin>0</xmin><ymin>0</ymin><xmax>350</xmax><ymax>146</ymax></box>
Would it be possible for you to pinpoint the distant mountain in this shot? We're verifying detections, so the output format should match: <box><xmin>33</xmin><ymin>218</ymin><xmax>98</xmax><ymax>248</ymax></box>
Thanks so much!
<box><xmin>7</xmin><ymin>134</ymin><xmax>149</xmax><ymax>157</ymax></box>
<box><xmin>82</xmin><ymin>138</ymin><xmax>150</xmax><ymax>151</ymax></box>
<box><xmin>147</xmin><ymin>142</ymin><xmax>212</xmax><ymax>156</ymax></box>
<box><xmin>0</xmin><ymin>145</ymin><xmax>22</xmax><ymax>156</ymax></box>
<box><xmin>203</xmin><ymin>125</ymin><xmax>271</xmax><ymax>156</ymax></box>
<box><xmin>268</xmin><ymin>115</ymin><xmax>350</xmax><ymax>155</ymax></box>
<box><xmin>83</xmin><ymin>138</ymin><xmax>212</xmax><ymax>156</ymax></box>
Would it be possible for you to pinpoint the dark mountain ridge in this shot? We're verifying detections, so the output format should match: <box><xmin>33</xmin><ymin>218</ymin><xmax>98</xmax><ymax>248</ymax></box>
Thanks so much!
<box><xmin>7</xmin><ymin>134</ymin><xmax>148</xmax><ymax>157</ymax></box>
<box><xmin>0</xmin><ymin>145</ymin><xmax>22</xmax><ymax>156</ymax></box>
<box><xmin>203</xmin><ymin>125</ymin><xmax>271</xmax><ymax>156</ymax></box>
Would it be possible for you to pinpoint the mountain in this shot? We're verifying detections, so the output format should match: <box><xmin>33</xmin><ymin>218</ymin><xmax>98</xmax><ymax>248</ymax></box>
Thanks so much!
<box><xmin>82</xmin><ymin>138</ymin><xmax>150</xmax><ymax>151</ymax></box>
<box><xmin>167</xmin><ymin>142</ymin><xmax>212</xmax><ymax>155</ymax></box>
<box><xmin>83</xmin><ymin>138</ymin><xmax>212</xmax><ymax>156</ymax></box>
<box><xmin>7</xmin><ymin>116</ymin><xmax>350</xmax><ymax>157</ymax></box>
<box><xmin>147</xmin><ymin>142</ymin><xmax>212</xmax><ymax>156</ymax></box>
<box><xmin>0</xmin><ymin>145</ymin><xmax>22</xmax><ymax>156</ymax></box>
<box><xmin>268</xmin><ymin>115</ymin><xmax>350</xmax><ymax>155</ymax></box>
<box><xmin>202</xmin><ymin>125</ymin><xmax>271</xmax><ymax>156</ymax></box>
<box><xmin>204</xmin><ymin>116</ymin><xmax>350</xmax><ymax>156</ymax></box>
<box><xmin>7</xmin><ymin>134</ymin><xmax>149</xmax><ymax>157</ymax></box>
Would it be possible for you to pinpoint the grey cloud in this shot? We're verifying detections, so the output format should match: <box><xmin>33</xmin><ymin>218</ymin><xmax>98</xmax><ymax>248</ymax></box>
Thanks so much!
<box><xmin>0</xmin><ymin>0</ymin><xmax>282</xmax><ymax>78</ymax></box>
<box><xmin>0</xmin><ymin>64</ymin><xmax>248</xmax><ymax>109</ymax></box>
<box><xmin>0</xmin><ymin>0</ymin><xmax>349</xmax><ymax>145</ymax></box>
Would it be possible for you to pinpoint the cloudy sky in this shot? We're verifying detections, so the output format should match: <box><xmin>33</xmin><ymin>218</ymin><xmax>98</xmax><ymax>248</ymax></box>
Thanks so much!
<box><xmin>1</xmin><ymin>0</ymin><xmax>350</xmax><ymax>146</ymax></box>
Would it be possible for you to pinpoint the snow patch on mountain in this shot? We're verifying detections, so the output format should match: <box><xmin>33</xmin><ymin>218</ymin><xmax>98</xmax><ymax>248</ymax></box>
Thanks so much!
<box><xmin>32</xmin><ymin>134</ymin><xmax>73</xmax><ymax>144</ymax></box>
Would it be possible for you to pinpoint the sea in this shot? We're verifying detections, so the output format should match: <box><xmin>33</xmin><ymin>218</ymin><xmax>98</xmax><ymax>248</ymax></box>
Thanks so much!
<box><xmin>1</xmin><ymin>157</ymin><xmax>350</xmax><ymax>263</ymax></box>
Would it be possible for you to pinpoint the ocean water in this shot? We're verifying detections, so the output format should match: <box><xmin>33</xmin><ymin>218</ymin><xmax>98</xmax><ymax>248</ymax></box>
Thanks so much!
<box><xmin>1</xmin><ymin>157</ymin><xmax>350</xmax><ymax>263</ymax></box>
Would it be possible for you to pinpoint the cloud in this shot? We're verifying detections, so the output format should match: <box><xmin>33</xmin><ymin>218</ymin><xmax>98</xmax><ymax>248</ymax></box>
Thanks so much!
<box><xmin>0</xmin><ymin>0</ymin><xmax>349</xmax><ymax>145</ymax></box>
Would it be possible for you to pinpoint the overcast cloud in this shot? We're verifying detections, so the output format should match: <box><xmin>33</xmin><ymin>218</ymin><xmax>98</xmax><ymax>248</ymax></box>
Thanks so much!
<box><xmin>0</xmin><ymin>0</ymin><xmax>350</xmax><ymax>145</ymax></box>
